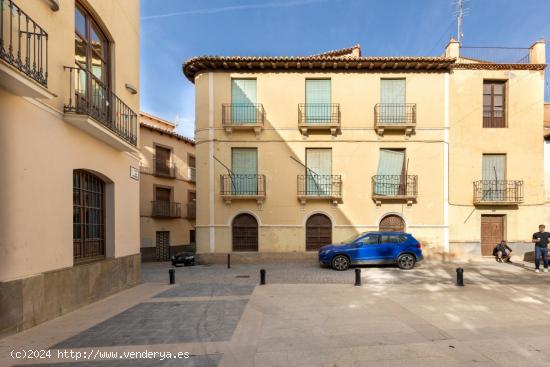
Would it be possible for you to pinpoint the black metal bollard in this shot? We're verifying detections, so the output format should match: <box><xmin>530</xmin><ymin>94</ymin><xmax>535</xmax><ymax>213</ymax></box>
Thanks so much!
<box><xmin>227</xmin><ymin>254</ymin><xmax>231</xmax><ymax>269</ymax></box>
<box><xmin>169</xmin><ymin>269</ymin><xmax>175</xmax><ymax>284</ymax></box>
<box><xmin>456</xmin><ymin>268</ymin><xmax>464</xmax><ymax>287</ymax></box>
<box><xmin>260</xmin><ymin>269</ymin><xmax>266</xmax><ymax>285</ymax></box>
<box><xmin>354</xmin><ymin>268</ymin><xmax>361</xmax><ymax>286</ymax></box>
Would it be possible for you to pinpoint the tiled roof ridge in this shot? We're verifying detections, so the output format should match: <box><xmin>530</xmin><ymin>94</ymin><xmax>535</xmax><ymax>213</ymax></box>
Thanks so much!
<box><xmin>140</xmin><ymin>122</ymin><xmax>195</xmax><ymax>145</ymax></box>
<box><xmin>311</xmin><ymin>44</ymin><xmax>361</xmax><ymax>57</ymax></box>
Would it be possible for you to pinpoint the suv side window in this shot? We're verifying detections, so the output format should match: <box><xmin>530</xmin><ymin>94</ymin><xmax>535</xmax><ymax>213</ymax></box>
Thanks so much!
<box><xmin>356</xmin><ymin>235</ymin><xmax>379</xmax><ymax>245</ymax></box>
<box><xmin>380</xmin><ymin>235</ymin><xmax>406</xmax><ymax>244</ymax></box>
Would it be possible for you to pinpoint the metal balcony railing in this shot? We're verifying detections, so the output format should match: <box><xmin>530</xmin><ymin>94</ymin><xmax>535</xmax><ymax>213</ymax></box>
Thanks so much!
<box><xmin>63</xmin><ymin>66</ymin><xmax>137</xmax><ymax>146</ymax></box>
<box><xmin>152</xmin><ymin>156</ymin><xmax>176</xmax><ymax>178</ymax></box>
<box><xmin>375</xmin><ymin>104</ymin><xmax>416</xmax><ymax>125</ymax></box>
<box><xmin>220</xmin><ymin>174</ymin><xmax>266</xmax><ymax>197</ymax></box>
<box><xmin>0</xmin><ymin>0</ymin><xmax>48</xmax><ymax>86</ymax></box>
<box><xmin>151</xmin><ymin>201</ymin><xmax>181</xmax><ymax>218</ymax></box>
<box><xmin>460</xmin><ymin>46</ymin><xmax>530</xmax><ymax>64</ymax></box>
<box><xmin>298</xmin><ymin>103</ymin><xmax>340</xmax><ymax>125</ymax></box>
<box><xmin>473</xmin><ymin>180</ymin><xmax>523</xmax><ymax>204</ymax></box>
<box><xmin>222</xmin><ymin>103</ymin><xmax>265</xmax><ymax>126</ymax></box>
<box><xmin>187</xmin><ymin>202</ymin><xmax>196</xmax><ymax>219</ymax></box>
<box><xmin>297</xmin><ymin>175</ymin><xmax>342</xmax><ymax>198</ymax></box>
<box><xmin>372</xmin><ymin>175</ymin><xmax>418</xmax><ymax>198</ymax></box>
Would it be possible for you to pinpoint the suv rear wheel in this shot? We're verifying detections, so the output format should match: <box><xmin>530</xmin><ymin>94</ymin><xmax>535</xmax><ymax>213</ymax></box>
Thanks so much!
<box><xmin>332</xmin><ymin>255</ymin><xmax>350</xmax><ymax>271</ymax></box>
<box><xmin>397</xmin><ymin>254</ymin><xmax>416</xmax><ymax>270</ymax></box>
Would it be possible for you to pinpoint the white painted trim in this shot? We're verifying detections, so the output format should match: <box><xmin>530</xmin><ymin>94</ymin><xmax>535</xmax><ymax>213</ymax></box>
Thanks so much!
<box><xmin>208</xmin><ymin>72</ymin><xmax>215</xmax><ymax>253</ymax></box>
<box><xmin>443</xmin><ymin>73</ymin><xmax>450</xmax><ymax>252</ymax></box>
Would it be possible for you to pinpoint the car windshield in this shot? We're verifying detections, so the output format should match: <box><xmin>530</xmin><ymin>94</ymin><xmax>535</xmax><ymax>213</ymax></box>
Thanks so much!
<box><xmin>341</xmin><ymin>232</ymin><xmax>370</xmax><ymax>243</ymax></box>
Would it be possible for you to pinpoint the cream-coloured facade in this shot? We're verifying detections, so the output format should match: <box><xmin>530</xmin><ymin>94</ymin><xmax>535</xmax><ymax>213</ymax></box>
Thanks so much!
<box><xmin>0</xmin><ymin>0</ymin><xmax>140</xmax><ymax>336</ymax></box>
<box><xmin>184</xmin><ymin>40</ymin><xmax>547</xmax><ymax>261</ymax></box>
<box><xmin>139</xmin><ymin>113</ymin><xmax>196</xmax><ymax>260</ymax></box>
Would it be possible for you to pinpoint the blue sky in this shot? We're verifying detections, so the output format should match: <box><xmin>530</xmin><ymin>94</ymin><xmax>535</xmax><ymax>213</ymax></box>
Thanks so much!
<box><xmin>140</xmin><ymin>0</ymin><xmax>550</xmax><ymax>138</ymax></box>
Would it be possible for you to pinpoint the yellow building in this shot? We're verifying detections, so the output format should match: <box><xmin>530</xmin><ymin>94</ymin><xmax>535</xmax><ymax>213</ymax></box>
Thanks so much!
<box><xmin>183</xmin><ymin>40</ymin><xmax>546</xmax><ymax>262</ymax></box>
<box><xmin>0</xmin><ymin>1</ymin><xmax>140</xmax><ymax>336</ymax></box>
<box><xmin>139</xmin><ymin>113</ymin><xmax>196</xmax><ymax>260</ymax></box>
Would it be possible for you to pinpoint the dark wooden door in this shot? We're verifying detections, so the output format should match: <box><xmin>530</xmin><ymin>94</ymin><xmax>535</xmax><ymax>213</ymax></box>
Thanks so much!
<box><xmin>481</xmin><ymin>215</ymin><xmax>504</xmax><ymax>256</ymax></box>
<box><xmin>379</xmin><ymin>214</ymin><xmax>405</xmax><ymax>232</ymax></box>
<box><xmin>232</xmin><ymin>214</ymin><xmax>258</xmax><ymax>251</ymax></box>
<box><xmin>156</xmin><ymin>231</ymin><xmax>170</xmax><ymax>261</ymax></box>
<box><xmin>306</xmin><ymin>214</ymin><xmax>332</xmax><ymax>251</ymax></box>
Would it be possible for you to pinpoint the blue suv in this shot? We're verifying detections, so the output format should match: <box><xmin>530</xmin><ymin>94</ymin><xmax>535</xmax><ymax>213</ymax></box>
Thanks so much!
<box><xmin>318</xmin><ymin>232</ymin><xmax>423</xmax><ymax>271</ymax></box>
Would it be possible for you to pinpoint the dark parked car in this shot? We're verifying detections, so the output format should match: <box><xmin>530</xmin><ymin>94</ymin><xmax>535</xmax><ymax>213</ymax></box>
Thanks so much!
<box><xmin>318</xmin><ymin>231</ymin><xmax>423</xmax><ymax>271</ymax></box>
<box><xmin>171</xmin><ymin>252</ymin><xmax>195</xmax><ymax>266</ymax></box>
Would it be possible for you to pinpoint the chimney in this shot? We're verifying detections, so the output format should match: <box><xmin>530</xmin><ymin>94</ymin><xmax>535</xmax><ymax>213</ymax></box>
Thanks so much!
<box><xmin>351</xmin><ymin>44</ymin><xmax>361</xmax><ymax>58</ymax></box>
<box><xmin>529</xmin><ymin>39</ymin><xmax>546</xmax><ymax>64</ymax></box>
<box><xmin>444</xmin><ymin>37</ymin><xmax>460</xmax><ymax>58</ymax></box>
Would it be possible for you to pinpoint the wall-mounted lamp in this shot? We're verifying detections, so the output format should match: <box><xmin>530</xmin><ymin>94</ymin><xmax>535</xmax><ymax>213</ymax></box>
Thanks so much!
<box><xmin>125</xmin><ymin>83</ymin><xmax>138</xmax><ymax>95</ymax></box>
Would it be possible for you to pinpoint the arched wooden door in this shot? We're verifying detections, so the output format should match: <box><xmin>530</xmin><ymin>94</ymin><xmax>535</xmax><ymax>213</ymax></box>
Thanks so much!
<box><xmin>379</xmin><ymin>214</ymin><xmax>405</xmax><ymax>232</ymax></box>
<box><xmin>306</xmin><ymin>214</ymin><xmax>332</xmax><ymax>251</ymax></box>
<box><xmin>232</xmin><ymin>214</ymin><xmax>258</xmax><ymax>252</ymax></box>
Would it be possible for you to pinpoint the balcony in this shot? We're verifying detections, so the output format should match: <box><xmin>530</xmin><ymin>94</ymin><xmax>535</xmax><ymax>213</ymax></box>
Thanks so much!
<box><xmin>63</xmin><ymin>66</ymin><xmax>138</xmax><ymax>152</ymax></box>
<box><xmin>220</xmin><ymin>174</ymin><xmax>266</xmax><ymax>204</ymax></box>
<box><xmin>222</xmin><ymin>103</ymin><xmax>264</xmax><ymax>135</ymax></box>
<box><xmin>188</xmin><ymin>167</ymin><xmax>196</xmax><ymax>182</ymax></box>
<box><xmin>473</xmin><ymin>180</ymin><xmax>523</xmax><ymax>205</ymax></box>
<box><xmin>151</xmin><ymin>201</ymin><xmax>181</xmax><ymax>218</ymax></box>
<box><xmin>374</xmin><ymin>104</ymin><xmax>416</xmax><ymax>136</ymax></box>
<box><xmin>153</xmin><ymin>157</ymin><xmax>176</xmax><ymax>178</ymax></box>
<box><xmin>297</xmin><ymin>175</ymin><xmax>342</xmax><ymax>204</ymax></box>
<box><xmin>0</xmin><ymin>0</ymin><xmax>53</xmax><ymax>98</ymax></box>
<box><xmin>371</xmin><ymin>175</ymin><xmax>418</xmax><ymax>206</ymax></box>
<box><xmin>187</xmin><ymin>202</ymin><xmax>196</xmax><ymax>219</ymax></box>
<box><xmin>298</xmin><ymin>103</ymin><xmax>340</xmax><ymax>136</ymax></box>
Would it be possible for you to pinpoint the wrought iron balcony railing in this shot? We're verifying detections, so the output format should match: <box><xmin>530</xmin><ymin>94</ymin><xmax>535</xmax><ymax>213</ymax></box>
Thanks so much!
<box><xmin>460</xmin><ymin>46</ymin><xmax>530</xmax><ymax>64</ymax></box>
<box><xmin>375</xmin><ymin>103</ymin><xmax>416</xmax><ymax>125</ymax></box>
<box><xmin>151</xmin><ymin>201</ymin><xmax>181</xmax><ymax>218</ymax></box>
<box><xmin>222</xmin><ymin>103</ymin><xmax>265</xmax><ymax>126</ymax></box>
<box><xmin>152</xmin><ymin>156</ymin><xmax>176</xmax><ymax>178</ymax></box>
<box><xmin>298</xmin><ymin>103</ymin><xmax>340</xmax><ymax>125</ymax></box>
<box><xmin>473</xmin><ymin>180</ymin><xmax>523</xmax><ymax>204</ymax></box>
<box><xmin>297</xmin><ymin>175</ymin><xmax>342</xmax><ymax>198</ymax></box>
<box><xmin>187</xmin><ymin>202</ymin><xmax>196</xmax><ymax>219</ymax></box>
<box><xmin>220</xmin><ymin>174</ymin><xmax>266</xmax><ymax>204</ymax></box>
<box><xmin>64</xmin><ymin>66</ymin><xmax>137</xmax><ymax>146</ymax></box>
<box><xmin>0</xmin><ymin>0</ymin><xmax>48</xmax><ymax>86</ymax></box>
<box><xmin>372</xmin><ymin>175</ymin><xmax>418</xmax><ymax>203</ymax></box>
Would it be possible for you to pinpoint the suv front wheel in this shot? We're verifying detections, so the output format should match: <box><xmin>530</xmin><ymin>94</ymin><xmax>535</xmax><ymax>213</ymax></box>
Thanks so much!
<box><xmin>332</xmin><ymin>255</ymin><xmax>350</xmax><ymax>271</ymax></box>
<box><xmin>397</xmin><ymin>254</ymin><xmax>416</xmax><ymax>270</ymax></box>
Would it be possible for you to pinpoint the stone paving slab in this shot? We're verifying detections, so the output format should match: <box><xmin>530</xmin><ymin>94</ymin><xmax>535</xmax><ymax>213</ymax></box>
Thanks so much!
<box><xmin>153</xmin><ymin>284</ymin><xmax>255</xmax><ymax>298</ymax></box>
<box><xmin>17</xmin><ymin>354</ymin><xmax>221</xmax><ymax>367</ymax></box>
<box><xmin>53</xmin><ymin>300</ymin><xmax>248</xmax><ymax>348</ymax></box>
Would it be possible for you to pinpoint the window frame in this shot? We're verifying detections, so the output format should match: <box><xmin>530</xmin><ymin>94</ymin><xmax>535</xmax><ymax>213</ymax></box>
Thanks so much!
<box><xmin>483</xmin><ymin>80</ymin><xmax>507</xmax><ymax>128</ymax></box>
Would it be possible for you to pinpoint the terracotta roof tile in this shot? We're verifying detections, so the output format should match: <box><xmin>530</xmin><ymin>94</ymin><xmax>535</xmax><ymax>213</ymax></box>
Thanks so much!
<box><xmin>140</xmin><ymin>122</ymin><xmax>195</xmax><ymax>145</ymax></box>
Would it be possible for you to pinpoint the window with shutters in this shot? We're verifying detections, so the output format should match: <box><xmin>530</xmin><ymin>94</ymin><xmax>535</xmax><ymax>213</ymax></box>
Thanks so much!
<box><xmin>483</xmin><ymin>81</ymin><xmax>506</xmax><ymax>128</ymax></box>
<box><xmin>305</xmin><ymin>148</ymin><xmax>332</xmax><ymax>195</ymax></box>
<box><xmin>231</xmin><ymin>148</ymin><xmax>258</xmax><ymax>195</ymax></box>
<box><xmin>231</xmin><ymin>79</ymin><xmax>257</xmax><ymax>123</ymax></box>
<box><xmin>305</xmin><ymin>79</ymin><xmax>331</xmax><ymax>123</ymax></box>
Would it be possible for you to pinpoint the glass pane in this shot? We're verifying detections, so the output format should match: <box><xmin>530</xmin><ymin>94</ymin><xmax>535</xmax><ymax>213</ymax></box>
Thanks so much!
<box><xmin>91</xmin><ymin>52</ymin><xmax>103</xmax><ymax>80</ymax></box>
<box><xmin>90</xmin><ymin>24</ymin><xmax>104</xmax><ymax>58</ymax></box>
<box><xmin>483</xmin><ymin>95</ymin><xmax>491</xmax><ymax>107</ymax></box>
<box><xmin>494</xmin><ymin>95</ymin><xmax>503</xmax><ymax>107</ymax></box>
<box><xmin>483</xmin><ymin>83</ymin><xmax>492</xmax><ymax>94</ymax></box>
<box><xmin>493</xmin><ymin>83</ymin><xmax>504</xmax><ymax>94</ymax></box>
<box><xmin>75</xmin><ymin>7</ymin><xmax>86</xmax><ymax>36</ymax></box>
<box><xmin>75</xmin><ymin>35</ymin><xmax>87</xmax><ymax>66</ymax></box>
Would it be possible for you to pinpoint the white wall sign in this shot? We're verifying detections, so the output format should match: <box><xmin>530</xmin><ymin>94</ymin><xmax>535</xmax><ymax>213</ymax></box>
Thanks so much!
<box><xmin>130</xmin><ymin>166</ymin><xmax>139</xmax><ymax>181</ymax></box>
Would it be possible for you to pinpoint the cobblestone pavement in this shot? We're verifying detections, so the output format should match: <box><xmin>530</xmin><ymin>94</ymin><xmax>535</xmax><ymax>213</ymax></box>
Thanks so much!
<box><xmin>1</xmin><ymin>260</ymin><xmax>550</xmax><ymax>367</ymax></box>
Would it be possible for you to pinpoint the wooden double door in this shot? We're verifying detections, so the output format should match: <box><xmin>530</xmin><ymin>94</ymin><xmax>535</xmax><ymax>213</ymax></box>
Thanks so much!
<box><xmin>481</xmin><ymin>215</ymin><xmax>505</xmax><ymax>256</ymax></box>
